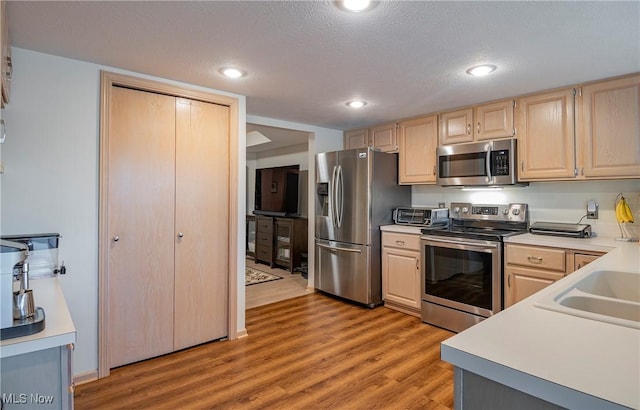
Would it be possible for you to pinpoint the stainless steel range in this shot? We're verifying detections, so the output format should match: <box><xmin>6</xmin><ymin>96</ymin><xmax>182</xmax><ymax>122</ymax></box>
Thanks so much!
<box><xmin>420</xmin><ymin>202</ymin><xmax>528</xmax><ymax>332</ymax></box>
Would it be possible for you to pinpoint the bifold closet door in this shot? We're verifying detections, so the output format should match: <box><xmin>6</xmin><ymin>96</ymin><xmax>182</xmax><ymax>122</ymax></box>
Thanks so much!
<box><xmin>174</xmin><ymin>98</ymin><xmax>229</xmax><ymax>350</ymax></box>
<box><xmin>108</xmin><ymin>86</ymin><xmax>176</xmax><ymax>368</ymax></box>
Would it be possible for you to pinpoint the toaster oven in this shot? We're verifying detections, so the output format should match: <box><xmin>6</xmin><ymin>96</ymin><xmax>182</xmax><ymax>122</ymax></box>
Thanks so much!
<box><xmin>393</xmin><ymin>207</ymin><xmax>449</xmax><ymax>227</ymax></box>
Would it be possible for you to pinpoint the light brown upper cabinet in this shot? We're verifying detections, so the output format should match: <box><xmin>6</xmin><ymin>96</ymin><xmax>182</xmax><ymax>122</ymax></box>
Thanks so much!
<box><xmin>398</xmin><ymin>114</ymin><xmax>438</xmax><ymax>184</ymax></box>
<box><xmin>516</xmin><ymin>74</ymin><xmax>640</xmax><ymax>181</ymax></box>
<box><xmin>370</xmin><ymin>122</ymin><xmax>398</xmax><ymax>152</ymax></box>
<box><xmin>578</xmin><ymin>74</ymin><xmax>640</xmax><ymax>179</ymax></box>
<box><xmin>439</xmin><ymin>99</ymin><xmax>515</xmax><ymax>145</ymax></box>
<box><xmin>516</xmin><ymin>88</ymin><xmax>577</xmax><ymax>180</ymax></box>
<box><xmin>1</xmin><ymin>0</ymin><xmax>11</xmax><ymax>107</ymax></box>
<box><xmin>344</xmin><ymin>128</ymin><xmax>369</xmax><ymax>149</ymax></box>
<box><xmin>344</xmin><ymin>123</ymin><xmax>398</xmax><ymax>152</ymax></box>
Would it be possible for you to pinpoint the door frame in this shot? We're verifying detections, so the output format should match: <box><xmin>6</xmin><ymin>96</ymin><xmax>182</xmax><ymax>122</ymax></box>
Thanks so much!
<box><xmin>98</xmin><ymin>71</ymin><xmax>240</xmax><ymax>378</ymax></box>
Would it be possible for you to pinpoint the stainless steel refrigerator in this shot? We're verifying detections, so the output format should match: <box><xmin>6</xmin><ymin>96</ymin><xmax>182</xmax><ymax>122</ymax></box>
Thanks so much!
<box><xmin>314</xmin><ymin>147</ymin><xmax>411</xmax><ymax>307</ymax></box>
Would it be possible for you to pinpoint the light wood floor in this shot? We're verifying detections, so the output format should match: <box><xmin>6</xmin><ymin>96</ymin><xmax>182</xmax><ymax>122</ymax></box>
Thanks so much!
<box><xmin>75</xmin><ymin>293</ymin><xmax>455</xmax><ymax>409</ymax></box>
<box><xmin>245</xmin><ymin>259</ymin><xmax>311</xmax><ymax>309</ymax></box>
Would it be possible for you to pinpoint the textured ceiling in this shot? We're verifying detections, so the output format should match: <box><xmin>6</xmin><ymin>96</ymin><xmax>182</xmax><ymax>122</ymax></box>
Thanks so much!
<box><xmin>7</xmin><ymin>1</ymin><xmax>640</xmax><ymax>134</ymax></box>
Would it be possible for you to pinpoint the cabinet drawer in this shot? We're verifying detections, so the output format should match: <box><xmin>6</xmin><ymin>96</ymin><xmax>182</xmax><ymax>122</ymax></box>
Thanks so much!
<box><xmin>382</xmin><ymin>232</ymin><xmax>421</xmax><ymax>250</ymax></box>
<box><xmin>506</xmin><ymin>244</ymin><xmax>566</xmax><ymax>272</ymax></box>
<box><xmin>256</xmin><ymin>217</ymin><xmax>273</xmax><ymax>231</ymax></box>
<box><xmin>256</xmin><ymin>245</ymin><xmax>272</xmax><ymax>260</ymax></box>
<box><xmin>256</xmin><ymin>233</ymin><xmax>272</xmax><ymax>246</ymax></box>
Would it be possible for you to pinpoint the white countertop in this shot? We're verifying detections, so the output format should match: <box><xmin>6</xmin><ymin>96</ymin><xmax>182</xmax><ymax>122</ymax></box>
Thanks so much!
<box><xmin>1</xmin><ymin>276</ymin><xmax>76</xmax><ymax>358</ymax></box>
<box><xmin>504</xmin><ymin>232</ymin><xmax>621</xmax><ymax>252</ymax></box>
<box><xmin>380</xmin><ymin>224</ymin><xmax>424</xmax><ymax>235</ymax></box>
<box><xmin>441</xmin><ymin>238</ymin><xmax>640</xmax><ymax>409</ymax></box>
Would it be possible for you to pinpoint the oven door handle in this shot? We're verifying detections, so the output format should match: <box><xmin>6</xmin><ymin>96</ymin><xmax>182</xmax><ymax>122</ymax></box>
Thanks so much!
<box><xmin>421</xmin><ymin>236</ymin><xmax>499</xmax><ymax>251</ymax></box>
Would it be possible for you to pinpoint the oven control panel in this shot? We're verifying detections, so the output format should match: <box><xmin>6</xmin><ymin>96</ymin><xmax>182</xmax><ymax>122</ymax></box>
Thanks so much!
<box><xmin>450</xmin><ymin>202</ymin><xmax>528</xmax><ymax>222</ymax></box>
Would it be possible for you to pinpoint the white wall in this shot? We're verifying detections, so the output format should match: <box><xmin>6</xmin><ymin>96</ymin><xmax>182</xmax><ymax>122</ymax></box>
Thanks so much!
<box><xmin>0</xmin><ymin>48</ymin><xmax>247</xmax><ymax>377</ymax></box>
<box><xmin>412</xmin><ymin>180</ymin><xmax>640</xmax><ymax>238</ymax></box>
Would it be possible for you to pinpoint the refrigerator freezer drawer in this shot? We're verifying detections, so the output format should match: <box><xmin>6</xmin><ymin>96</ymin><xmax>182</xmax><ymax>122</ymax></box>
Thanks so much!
<box><xmin>315</xmin><ymin>239</ymin><xmax>380</xmax><ymax>307</ymax></box>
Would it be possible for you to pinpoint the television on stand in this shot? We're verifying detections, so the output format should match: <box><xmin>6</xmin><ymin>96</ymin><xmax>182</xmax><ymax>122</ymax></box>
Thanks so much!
<box><xmin>254</xmin><ymin>164</ymin><xmax>300</xmax><ymax>217</ymax></box>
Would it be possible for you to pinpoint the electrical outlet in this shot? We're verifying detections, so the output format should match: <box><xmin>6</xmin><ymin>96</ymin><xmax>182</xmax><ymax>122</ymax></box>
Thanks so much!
<box><xmin>587</xmin><ymin>199</ymin><xmax>598</xmax><ymax>219</ymax></box>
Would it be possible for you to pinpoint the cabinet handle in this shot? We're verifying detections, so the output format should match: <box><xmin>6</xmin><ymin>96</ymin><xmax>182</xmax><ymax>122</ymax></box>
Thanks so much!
<box><xmin>527</xmin><ymin>256</ymin><xmax>543</xmax><ymax>263</ymax></box>
<box><xmin>521</xmin><ymin>161</ymin><xmax>524</xmax><ymax>172</ymax></box>
<box><xmin>113</xmin><ymin>236</ymin><xmax>119</xmax><ymax>242</ymax></box>
<box><xmin>466</xmin><ymin>123</ymin><xmax>471</xmax><ymax>135</ymax></box>
<box><xmin>432</xmin><ymin>165</ymin><xmax>436</xmax><ymax>176</ymax></box>
<box><xmin>395</xmin><ymin>240</ymin><xmax>405</xmax><ymax>246</ymax></box>
<box><xmin>477</xmin><ymin>122</ymin><xmax>481</xmax><ymax>133</ymax></box>
<box><xmin>178</xmin><ymin>232</ymin><xmax>184</xmax><ymax>238</ymax></box>
<box><xmin>508</xmin><ymin>274</ymin><xmax>511</xmax><ymax>288</ymax></box>
<box><xmin>416</xmin><ymin>259</ymin><xmax>420</xmax><ymax>270</ymax></box>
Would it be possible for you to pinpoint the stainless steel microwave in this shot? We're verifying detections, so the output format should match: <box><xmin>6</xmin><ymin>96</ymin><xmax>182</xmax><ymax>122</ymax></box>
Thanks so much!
<box><xmin>436</xmin><ymin>138</ymin><xmax>525</xmax><ymax>187</ymax></box>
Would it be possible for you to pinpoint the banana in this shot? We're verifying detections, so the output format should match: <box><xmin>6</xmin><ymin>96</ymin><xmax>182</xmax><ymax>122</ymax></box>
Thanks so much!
<box><xmin>615</xmin><ymin>195</ymin><xmax>635</xmax><ymax>223</ymax></box>
<box><xmin>623</xmin><ymin>200</ymin><xmax>635</xmax><ymax>223</ymax></box>
<box><xmin>616</xmin><ymin>197</ymin><xmax>628</xmax><ymax>223</ymax></box>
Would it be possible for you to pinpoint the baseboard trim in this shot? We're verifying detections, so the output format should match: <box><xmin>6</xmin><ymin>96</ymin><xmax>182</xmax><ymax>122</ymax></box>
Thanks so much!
<box><xmin>237</xmin><ymin>328</ymin><xmax>248</xmax><ymax>339</ymax></box>
<box><xmin>74</xmin><ymin>369</ymin><xmax>99</xmax><ymax>385</ymax></box>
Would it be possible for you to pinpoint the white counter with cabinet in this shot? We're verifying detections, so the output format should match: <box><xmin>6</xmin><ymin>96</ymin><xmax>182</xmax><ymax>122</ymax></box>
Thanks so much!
<box><xmin>1</xmin><ymin>276</ymin><xmax>76</xmax><ymax>409</ymax></box>
<box><xmin>441</xmin><ymin>235</ymin><xmax>639</xmax><ymax>409</ymax></box>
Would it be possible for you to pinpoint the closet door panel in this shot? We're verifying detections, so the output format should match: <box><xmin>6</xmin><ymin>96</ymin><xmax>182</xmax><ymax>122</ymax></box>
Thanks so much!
<box><xmin>108</xmin><ymin>86</ymin><xmax>176</xmax><ymax>367</ymax></box>
<box><xmin>174</xmin><ymin>98</ymin><xmax>230</xmax><ymax>349</ymax></box>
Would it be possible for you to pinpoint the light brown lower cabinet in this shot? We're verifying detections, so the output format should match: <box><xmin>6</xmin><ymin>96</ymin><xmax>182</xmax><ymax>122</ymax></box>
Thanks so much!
<box><xmin>382</xmin><ymin>232</ymin><xmax>421</xmax><ymax>317</ymax></box>
<box><xmin>504</xmin><ymin>243</ymin><xmax>604</xmax><ymax>308</ymax></box>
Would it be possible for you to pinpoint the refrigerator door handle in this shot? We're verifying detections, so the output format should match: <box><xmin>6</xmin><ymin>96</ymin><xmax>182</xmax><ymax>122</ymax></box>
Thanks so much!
<box><xmin>317</xmin><ymin>243</ymin><xmax>362</xmax><ymax>253</ymax></box>
<box><xmin>336</xmin><ymin>165</ymin><xmax>344</xmax><ymax>228</ymax></box>
<box><xmin>330</xmin><ymin>165</ymin><xmax>338</xmax><ymax>228</ymax></box>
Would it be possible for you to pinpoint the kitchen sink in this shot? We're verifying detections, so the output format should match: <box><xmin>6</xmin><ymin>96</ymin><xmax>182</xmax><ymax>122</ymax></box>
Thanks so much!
<box><xmin>573</xmin><ymin>270</ymin><xmax>640</xmax><ymax>303</ymax></box>
<box><xmin>536</xmin><ymin>270</ymin><xmax>640</xmax><ymax>329</ymax></box>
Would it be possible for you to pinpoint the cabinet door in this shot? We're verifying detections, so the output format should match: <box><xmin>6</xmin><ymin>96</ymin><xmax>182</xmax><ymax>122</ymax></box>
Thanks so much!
<box><xmin>108</xmin><ymin>87</ymin><xmax>176</xmax><ymax>367</ymax></box>
<box><xmin>504</xmin><ymin>266</ymin><xmax>564</xmax><ymax>308</ymax></box>
<box><xmin>516</xmin><ymin>88</ymin><xmax>576</xmax><ymax>180</ymax></box>
<box><xmin>370</xmin><ymin>123</ymin><xmax>398</xmax><ymax>152</ymax></box>
<box><xmin>439</xmin><ymin>108</ymin><xmax>474</xmax><ymax>145</ymax></box>
<box><xmin>573</xmin><ymin>253</ymin><xmax>601</xmax><ymax>271</ymax></box>
<box><xmin>398</xmin><ymin>115</ymin><xmax>438</xmax><ymax>184</ymax></box>
<box><xmin>476</xmin><ymin>100</ymin><xmax>514</xmax><ymax>141</ymax></box>
<box><xmin>174</xmin><ymin>98</ymin><xmax>230</xmax><ymax>350</ymax></box>
<box><xmin>344</xmin><ymin>128</ymin><xmax>369</xmax><ymax>149</ymax></box>
<box><xmin>0</xmin><ymin>0</ymin><xmax>10</xmax><ymax>107</ymax></box>
<box><xmin>274</xmin><ymin>218</ymin><xmax>293</xmax><ymax>270</ymax></box>
<box><xmin>382</xmin><ymin>247</ymin><xmax>421</xmax><ymax>310</ymax></box>
<box><xmin>579</xmin><ymin>75</ymin><xmax>640</xmax><ymax>179</ymax></box>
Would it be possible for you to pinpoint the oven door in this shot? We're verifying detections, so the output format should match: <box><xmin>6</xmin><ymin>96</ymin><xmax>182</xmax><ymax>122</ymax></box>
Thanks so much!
<box><xmin>421</xmin><ymin>235</ymin><xmax>502</xmax><ymax>317</ymax></box>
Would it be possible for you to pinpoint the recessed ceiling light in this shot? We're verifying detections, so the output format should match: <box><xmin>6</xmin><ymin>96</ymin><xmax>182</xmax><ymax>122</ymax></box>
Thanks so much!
<box><xmin>337</xmin><ymin>0</ymin><xmax>374</xmax><ymax>12</ymax></box>
<box><xmin>346</xmin><ymin>100</ymin><xmax>367</xmax><ymax>108</ymax></box>
<box><xmin>219</xmin><ymin>67</ymin><xmax>247</xmax><ymax>78</ymax></box>
<box><xmin>466</xmin><ymin>64</ymin><xmax>497</xmax><ymax>77</ymax></box>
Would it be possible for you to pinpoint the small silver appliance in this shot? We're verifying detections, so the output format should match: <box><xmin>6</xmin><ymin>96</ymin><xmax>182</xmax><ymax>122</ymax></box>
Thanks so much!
<box><xmin>529</xmin><ymin>222</ymin><xmax>592</xmax><ymax>238</ymax></box>
<box><xmin>393</xmin><ymin>207</ymin><xmax>449</xmax><ymax>227</ymax></box>
<box><xmin>1</xmin><ymin>233</ymin><xmax>62</xmax><ymax>340</ymax></box>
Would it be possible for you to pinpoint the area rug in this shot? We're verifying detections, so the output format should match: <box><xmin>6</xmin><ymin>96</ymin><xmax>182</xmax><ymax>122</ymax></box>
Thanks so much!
<box><xmin>246</xmin><ymin>267</ymin><xmax>282</xmax><ymax>286</ymax></box>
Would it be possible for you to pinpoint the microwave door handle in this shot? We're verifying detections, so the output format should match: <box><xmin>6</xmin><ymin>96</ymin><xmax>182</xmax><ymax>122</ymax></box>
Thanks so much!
<box><xmin>485</xmin><ymin>143</ymin><xmax>493</xmax><ymax>184</ymax></box>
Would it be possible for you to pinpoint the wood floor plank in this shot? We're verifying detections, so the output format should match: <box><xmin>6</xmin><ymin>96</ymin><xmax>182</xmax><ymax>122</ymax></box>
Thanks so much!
<box><xmin>75</xmin><ymin>293</ymin><xmax>455</xmax><ymax>409</ymax></box>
